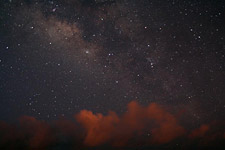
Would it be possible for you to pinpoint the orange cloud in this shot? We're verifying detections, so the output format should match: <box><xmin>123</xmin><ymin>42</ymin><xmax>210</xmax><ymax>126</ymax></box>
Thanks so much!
<box><xmin>146</xmin><ymin>103</ymin><xmax>186</xmax><ymax>144</ymax></box>
<box><xmin>19</xmin><ymin>116</ymin><xmax>54</xmax><ymax>149</ymax></box>
<box><xmin>189</xmin><ymin>124</ymin><xmax>210</xmax><ymax>138</ymax></box>
<box><xmin>75</xmin><ymin>101</ymin><xmax>185</xmax><ymax>146</ymax></box>
<box><xmin>75</xmin><ymin>110</ymin><xmax>119</xmax><ymax>146</ymax></box>
<box><xmin>0</xmin><ymin>101</ymin><xmax>224</xmax><ymax>149</ymax></box>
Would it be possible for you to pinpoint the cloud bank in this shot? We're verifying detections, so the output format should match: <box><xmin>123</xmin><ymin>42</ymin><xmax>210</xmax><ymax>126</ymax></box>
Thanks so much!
<box><xmin>0</xmin><ymin>101</ymin><xmax>224</xmax><ymax>150</ymax></box>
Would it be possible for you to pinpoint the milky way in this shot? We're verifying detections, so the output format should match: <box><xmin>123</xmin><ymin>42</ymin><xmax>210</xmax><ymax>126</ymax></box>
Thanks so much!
<box><xmin>0</xmin><ymin>0</ymin><xmax>225</xmax><ymax>149</ymax></box>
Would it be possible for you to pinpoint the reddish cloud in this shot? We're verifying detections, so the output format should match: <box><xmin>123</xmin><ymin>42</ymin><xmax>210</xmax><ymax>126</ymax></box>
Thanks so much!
<box><xmin>146</xmin><ymin>103</ymin><xmax>186</xmax><ymax>144</ymax></box>
<box><xmin>19</xmin><ymin>116</ymin><xmax>55</xmax><ymax>149</ymax></box>
<box><xmin>76</xmin><ymin>101</ymin><xmax>185</xmax><ymax>146</ymax></box>
<box><xmin>0</xmin><ymin>101</ymin><xmax>224</xmax><ymax>149</ymax></box>
<box><xmin>0</xmin><ymin>121</ymin><xmax>22</xmax><ymax>148</ymax></box>
<box><xmin>189</xmin><ymin>124</ymin><xmax>210</xmax><ymax>138</ymax></box>
<box><xmin>75</xmin><ymin>110</ymin><xmax>119</xmax><ymax>146</ymax></box>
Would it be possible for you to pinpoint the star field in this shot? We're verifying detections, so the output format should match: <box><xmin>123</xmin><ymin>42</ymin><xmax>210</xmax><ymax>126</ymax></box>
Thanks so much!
<box><xmin>1</xmin><ymin>0</ymin><xmax>225</xmax><ymax>120</ymax></box>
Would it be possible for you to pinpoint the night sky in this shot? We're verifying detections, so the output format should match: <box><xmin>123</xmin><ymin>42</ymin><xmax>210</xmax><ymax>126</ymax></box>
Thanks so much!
<box><xmin>0</xmin><ymin>0</ymin><xmax>225</xmax><ymax>149</ymax></box>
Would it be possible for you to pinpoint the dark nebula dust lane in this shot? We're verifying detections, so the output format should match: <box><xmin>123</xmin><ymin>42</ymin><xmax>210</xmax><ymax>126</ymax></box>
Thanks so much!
<box><xmin>0</xmin><ymin>0</ymin><xmax>225</xmax><ymax>149</ymax></box>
